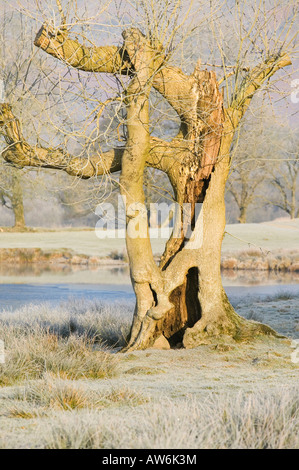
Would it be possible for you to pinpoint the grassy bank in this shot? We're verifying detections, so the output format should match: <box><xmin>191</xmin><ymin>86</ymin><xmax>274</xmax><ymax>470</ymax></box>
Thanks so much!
<box><xmin>1</xmin><ymin>247</ymin><xmax>299</xmax><ymax>275</ymax></box>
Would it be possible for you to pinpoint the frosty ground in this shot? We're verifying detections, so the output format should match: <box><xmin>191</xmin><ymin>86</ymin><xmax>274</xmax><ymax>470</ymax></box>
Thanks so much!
<box><xmin>0</xmin><ymin>296</ymin><xmax>298</xmax><ymax>449</ymax></box>
<box><xmin>0</xmin><ymin>218</ymin><xmax>298</xmax><ymax>257</ymax></box>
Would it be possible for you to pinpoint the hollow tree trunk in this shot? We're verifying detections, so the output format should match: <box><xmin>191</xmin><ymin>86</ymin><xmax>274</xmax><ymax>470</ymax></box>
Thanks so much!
<box><xmin>124</xmin><ymin>72</ymin><xmax>262</xmax><ymax>350</ymax></box>
<box><xmin>125</xmin><ymin>110</ymin><xmax>277</xmax><ymax>351</ymax></box>
<box><xmin>182</xmin><ymin>133</ymin><xmax>247</xmax><ymax>348</ymax></box>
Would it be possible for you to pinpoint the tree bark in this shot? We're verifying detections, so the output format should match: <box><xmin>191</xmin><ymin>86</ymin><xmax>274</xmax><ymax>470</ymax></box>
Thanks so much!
<box><xmin>11</xmin><ymin>171</ymin><xmax>26</xmax><ymax>230</ymax></box>
<box><xmin>238</xmin><ymin>206</ymin><xmax>247</xmax><ymax>224</ymax></box>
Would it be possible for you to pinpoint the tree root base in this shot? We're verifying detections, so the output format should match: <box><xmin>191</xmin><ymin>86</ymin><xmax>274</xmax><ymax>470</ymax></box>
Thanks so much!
<box><xmin>183</xmin><ymin>316</ymin><xmax>284</xmax><ymax>349</ymax></box>
<box><xmin>122</xmin><ymin>297</ymin><xmax>285</xmax><ymax>352</ymax></box>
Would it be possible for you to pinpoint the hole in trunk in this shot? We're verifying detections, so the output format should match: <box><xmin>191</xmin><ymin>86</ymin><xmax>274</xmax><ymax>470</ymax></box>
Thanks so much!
<box><xmin>186</xmin><ymin>266</ymin><xmax>201</xmax><ymax>325</ymax></box>
<box><xmin>149</xmin><ymin>284</ymin><xmax>158</xmax><ymax>306</ymax></box>
<box><xmin>156</xmin><ymin>267</ymin><xmax>201</xmax><ymax>347</ymax></box>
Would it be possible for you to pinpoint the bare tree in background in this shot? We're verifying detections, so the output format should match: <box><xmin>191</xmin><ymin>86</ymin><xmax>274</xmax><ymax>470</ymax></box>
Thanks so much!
<box><xmin>269</xmin><ymin>161</ymin><xmax>299</xmax><ymax>219</ymax></box>
<box><xmin>0</xmin><ymin>10</ymin><xmax>32</xmax><ymax>230</ymax></box>
<box><xmin>0</xmin><ymin>0</ymin><xmax>297</xmax><ymax>350</ymax></box>
<box><xmin>0</xmin><ymin>7</ymin><xmax>71</xmax><ymax>230</ymax></box>
<box><xmin>0</xmin><ymin>169</ymin><xmax>26</xmax><ymax>229</ymax></box>
<box><xmin>226</xmin><ymin>116</ymin><xmax>269</xmax><ymax>224</ymax></box>
<box><xmin>0</xmin><ymin>4</ymin><xmax>115</xmax><ymax>229</ymax></box>
<box><xmin>265</xmin><ymin>129</ymin><xmax>299</xmax><ymax>219</ymax></box>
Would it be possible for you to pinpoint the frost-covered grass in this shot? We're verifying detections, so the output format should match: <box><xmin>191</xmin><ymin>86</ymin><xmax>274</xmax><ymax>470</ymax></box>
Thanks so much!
<box><xmin>0</xmin><ymin>299</ymin><xmax>131</xmax><ymax>345</ymax></box>
<box><xmin>0</xmin><ymin>389</ymin><xmax>297</xmax><ymax>449</ymax></box>
<box><xmin>0</xmin><ymin>299</ymin><xmax>298</xmax><ymax>449</ymax></box>
<box><xmin>232</xmin><ymin>291</ymin><xmax>299</xmax><ymax>339</ymax></box>
<box><xmin>42</xmin><ymin>389</ymin><xmax>299</xmax><ymax>449</ymax></box>
<box><xmin>1</xmin><ymin>376</ymin><xmax>148</xmax><ymax>419</ymax></box>
<box><xmin>0</xmin><ymin>300</ymin><xmax>131</xmax><ymax>386</ymax></box>
<box><xmin>266</xmin><ymin>290</ymin><xmax>299</xmax><ymax>302</ymax></box>
<box><xmin>223</xmin><ymin>219</ymin><xmax>299</xmax><ymax>253</ymax></box>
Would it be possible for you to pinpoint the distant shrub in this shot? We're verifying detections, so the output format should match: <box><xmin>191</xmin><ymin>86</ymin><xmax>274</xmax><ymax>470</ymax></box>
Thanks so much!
<box><xmin>109</xmin><ymin>250</ymin><xmax>127</xmax><ymax>262</ymax></box>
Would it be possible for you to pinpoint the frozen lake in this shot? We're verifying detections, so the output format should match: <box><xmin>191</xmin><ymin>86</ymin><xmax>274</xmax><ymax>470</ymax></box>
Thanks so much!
<box><xmin>0</xmin><ymin>265</ymin><xmax>298</xmax><ymax>312</ymax></box>
<box><xmin>0</xmin><ymin>267</ymin><xmax>298</xmax><ymax>338</ymax></box>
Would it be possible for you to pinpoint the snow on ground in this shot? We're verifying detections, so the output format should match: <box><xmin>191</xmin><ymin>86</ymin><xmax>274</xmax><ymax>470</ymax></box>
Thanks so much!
<box><xmin>0</xmin><ymin>219</ymin><xmax>298</xmax><ymax>256</ymax></box>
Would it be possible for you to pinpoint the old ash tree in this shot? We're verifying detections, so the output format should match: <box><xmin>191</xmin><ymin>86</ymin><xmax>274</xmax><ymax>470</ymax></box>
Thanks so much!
<box><xmin>0</xmin><ymin>1</ymin><xmax>297</xmax><ymax>350</ymax></box>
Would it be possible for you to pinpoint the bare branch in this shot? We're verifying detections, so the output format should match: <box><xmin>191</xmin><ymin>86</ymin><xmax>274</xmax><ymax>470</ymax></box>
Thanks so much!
<box><xmin>231</xmin><ymin>53</ymin><xmax>292</xmax><ymax>118</ymax></box>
